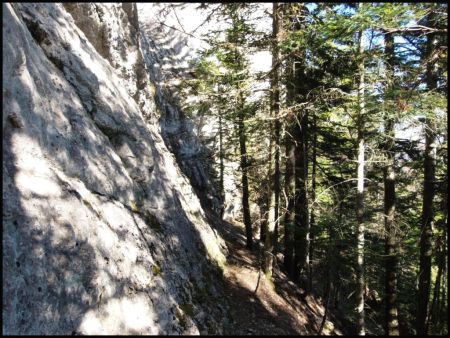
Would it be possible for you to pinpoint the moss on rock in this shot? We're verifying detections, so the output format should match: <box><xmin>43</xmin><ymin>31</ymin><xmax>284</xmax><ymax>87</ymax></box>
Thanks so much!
<box><xmin>180</xmin><ymin>303</ymin><xmax>194</xmax><ymax>317</ymax></box>
<box><xmin>152</xmin><ymin>263</ymin><xmax>161</xmax><ymax>276</ymax></box>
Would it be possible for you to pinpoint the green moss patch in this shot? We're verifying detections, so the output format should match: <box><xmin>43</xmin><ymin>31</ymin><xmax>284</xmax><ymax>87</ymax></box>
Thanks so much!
<box><xmin>152</xmin><ymin>263</ymin><xmax>161</xmax><ymax>276</ymax></box>
<box><xmin>144</xmin><ymin>211</ymin><xmax>162</xmax><ymax>233</ymax></box>
<box><xmin>130</xmin><ymin>200</ymin><xmax>139</xmax><ymax>213</ymax></box>
<box><xmin>180</xmin><ymin>303</ymin><xmax>194</xmax><ymax>317</ymax></box>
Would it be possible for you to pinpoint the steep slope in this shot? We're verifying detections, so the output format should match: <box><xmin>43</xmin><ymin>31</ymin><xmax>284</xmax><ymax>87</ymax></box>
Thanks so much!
<box><xmin>2</xmin><ymin>3</ymin><xmax>226</xmax><ymax>334</ymax></box>
<box><xmin>215</xmin><ymin>220</ymin><xmax>344</xmax><ymax>335</ymax></box>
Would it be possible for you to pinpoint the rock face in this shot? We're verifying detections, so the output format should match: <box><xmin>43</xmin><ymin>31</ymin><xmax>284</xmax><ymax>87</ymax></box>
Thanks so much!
<box><xmin>137</xmin><ymin>5</ymin><xmax>224</xmax><ymax>217</ymax></box>
<box><xmin>2</xmin><ymin>3</ymin><xmax>226</xmax><ymax>334</ymax></box>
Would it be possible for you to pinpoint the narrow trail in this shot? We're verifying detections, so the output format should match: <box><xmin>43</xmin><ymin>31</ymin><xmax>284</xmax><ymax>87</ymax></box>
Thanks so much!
<box><xmin>212</xmin><ymin>218</ymin><xmax>343</xmax><ymax>335</ymax></box>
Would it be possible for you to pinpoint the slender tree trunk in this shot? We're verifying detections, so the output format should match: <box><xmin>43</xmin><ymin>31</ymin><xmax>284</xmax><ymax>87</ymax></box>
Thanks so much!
<box><xmin>355</xmin><ymin>23</ymin><xmax>366</xmax><ymax>336</ymax></box>
<box><xmin>263</xmin><ymin>128</ymin><xmax>274</xmax><ymax>246</ymax></box>
<box><xmin>438</xmin><ymin>230</ymin><xmax>447</xmax><ymax>327</ymax></box>
<box><xmin>260</xmin><ymin>195</ymin><xmax>268</xmax><ymax>243</ymax></box>
<box><xmin>284</xmin><ymin>126</ymin><xmax>296</xmax><ymax>276</ymax></box>
<box><xmin>291</xmin><ymin>41</ymin><xmax>310</xmax><ymax>284</ymax></box>
<box><xmin>288</xmin><ymin>5</ymin><xmax>310</xmax><ymax>284</ymax></box>
<box><xmin>309</xmin><ymin>112</ymin><xmax>317</xmax><ymax>292</ymax></box>
<box><xmin>435</xmin><ymin>174</ymin><xmax>448</xmax><ymax>328</ymax></box>
<box><xmin>283</xmin><ymin>2</ymin><xmax>305</xmax><ymax>280</ymax></box>
<box><xmin>293</xmin><ymin>108</ymin><xmax>309</xmax><ymax>284</ymax></box>
<box><xmin>439</xmin><ymin>258</ymin><xmax>447</xmax><ymax>321</ymax></box>
<box><xmin>429</xmin><ymin>243</ymin><xmax>444</xmax><ymax>330</ymax></box>
<box><xmin>264</xmin><ymin>2</ymin><xmax>281</xmax><ymax>278</ymax></box>
<box><xmin>265</xmin><ymin>178</ymin><xmax>276</xmax><ymax>275</ymax></box>
<box><xmin>417</xmin><ymin>114</ymin><xmax>436</xmax><ymax>335</ymax></box>
<box><xmin>383</xmin><ymin>112</ymin><xmax>399</xmax><ymax>336</ymax></box>
<box><xmin>265</xmin><ymin>129</ymin><xmax>277</xmax><ymax>276</ymax></box>
<box><xmin>437</xmin><ymin>136</ymin><xmax>447</xmax><ymax>329</ymax></box>
<box><xmin>332</xmin><ymin>186</ymin><xmax>344</xmax><ymax>311</ymax></box>
<box><xmin>319</xmin><ymin>269</ymin><xmax>332</xmax><ymax>335</ymax></box>
<box><xmin>272</xmin><ymin>3</ymin><xmax>281</xmax><ymax>257</ymax></box>
<box><xmin>273</xmin><ymin>105</ymin><xmax>281</xmax><ymax>254</ymax></box>
<box><xmin>319</xmin><ymin>194</ymin><xmax>335</xmax><ymax>335</ymax></box>
<box><xmin>218</xmin><ymin>86</ymin><xmax>225</xmax><ymax>202</ymax></box>
<box><xmin>383</xmin><ymin>31</ymin><xmax>399</xmax><ymax>336</ymax></box>
<box><xmin>229</xmin><ymin>16</ymin><xmax>253</xmax><ymax>250</ymax></box>
<box><xmin>235</xmin><ymin>82</ymin><xmax>252</xmax><ymax>249</ymax></box>
<box><xmin>417</xmin><ymin>24</ymin><xmax>438</xmax><ymax>336</ymax></box>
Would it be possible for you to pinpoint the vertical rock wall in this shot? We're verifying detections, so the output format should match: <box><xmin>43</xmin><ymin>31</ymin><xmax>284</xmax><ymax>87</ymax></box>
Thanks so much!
<box><xmin>62</xmin><ymin>3</ymin><xmax>155</xmax><ymax>121</ymax></box>
<box><xmin>137</xmin><ymin>5</ymin><xmax>224</xmax><ymax>217</ymax></box>
<box><xmin>2</xmin><ymin>3</ymin><xmax>226</xmax><ymax>334</ymax></box>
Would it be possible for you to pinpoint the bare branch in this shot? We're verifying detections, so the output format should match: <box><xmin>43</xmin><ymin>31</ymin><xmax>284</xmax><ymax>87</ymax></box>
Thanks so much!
<box><xmin>382</xmin><ymin>25</ymin><xmax>447</xmax><ymax>35</ymax></box>
<box><xmin>170</xmin><ymin>4</ymin><xmax>187</xmax><ymax>34</ymax></box>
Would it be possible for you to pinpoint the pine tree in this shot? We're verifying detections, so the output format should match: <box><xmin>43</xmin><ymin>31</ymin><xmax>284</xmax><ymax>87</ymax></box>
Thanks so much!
<box><xmin>355</xmin><ymin>8</ymin><xmax>366</xmax><ymax>334</ymax></box>
<box><xmin>264</xmin><ymin>2</ymin><xmax>282</xmax><ymax>277</ymax></box>
<box><xmin>417</xmin><ymin>11</ymin><xmax>438</xmax><ymax>334</ymax></box>
<box><xmin>383</xmin><ymin>30</ymin><xmax>399</xmax><ymax>336</ymax></box>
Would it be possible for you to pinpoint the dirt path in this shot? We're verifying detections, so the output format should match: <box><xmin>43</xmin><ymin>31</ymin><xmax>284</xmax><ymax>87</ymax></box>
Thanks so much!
<box><xmin>212</xmin><ymin>218</ymin><xmax>343</xmax><ymax>335</ymax></box>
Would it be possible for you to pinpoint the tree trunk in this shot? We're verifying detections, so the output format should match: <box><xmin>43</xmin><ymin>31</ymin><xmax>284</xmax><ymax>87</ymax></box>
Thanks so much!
<box><xmin>355</xmin><ymin>23</ymin><xmax>366</xmax><ymax>336</ymax></box>
<box><xmin>282</xmin><ymin>2</ymin><xmax>306</xmax><ymax>280</ymax></box>
<box><xmin>263</xmin><ymin>2</ymin><xmax>281</xmax><ymax>278</ymax></box>
<box><xmin>218</xmin><ymin>110</ymin><xmax>225</xmax><ymax>202</ymax></box>
<box><xmin>237</xmin><ymin>90</ymin><xmax>253</xmax><ymax>250</ymax></box>
<box><xmin>288</xmin><ymin>3</ymin><xmax>310</xmax><ymax>286</ymax></box>
<box><xmin>293</xmin><ymin>108</ymin><xmax>309</xmax><ymax>283</ymax></box>
<box><xmin>319</xmin><ymin>189</ymin><xmax>335</xmax><ymax>335</ymax></box>
<box><xmin>284</xmin><ymin>124</ymin><xmax>296</xmax><ymax>276</ymax></box>
<box><xmin>417</xmin><ymin>115</ymin><xmax>437</xmax><ymax>335</ymax></box>
<box><xmin>273</xmin><ymin>105</ymin><xmax>281</xmax><ymax>254</ymax></box>
<box><xmin>429</xmin><ymin>243</ymin><xmax>444</xmax><ymax>330</ymax></box>
<box><xmin>417</xmin><ymin>21</ymin><xmax>438</xmax><ymax>336</ymax></box>
<box><xmin>260</xmin><ymin>195</ymin><xmax>268</xmax><ymax>243</ymax></box>
<box><xmin>383</xmin><ymin>31</ymin><xmax>399</xmax><ymax>336</ymax></box>
<box><xmin>309</xmin><ymin>112</ymin><xmax>317</xmax><ymax>292</ymax></box>
<box><xmin>437</xmin><ymin>131</ymin><xmax>447</xmax><ymax>331</ymax></box>
<box><xmin>229</xmin><ymin>14</ymin><xmax>253</xmax><ymax>250</ymax></box>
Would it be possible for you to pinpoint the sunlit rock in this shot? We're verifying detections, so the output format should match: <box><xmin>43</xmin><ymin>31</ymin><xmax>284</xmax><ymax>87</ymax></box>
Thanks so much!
<box><xmin>3</xmin><ymin>3</ymin><xmax>226</xmax><ymax>335</ymax></box>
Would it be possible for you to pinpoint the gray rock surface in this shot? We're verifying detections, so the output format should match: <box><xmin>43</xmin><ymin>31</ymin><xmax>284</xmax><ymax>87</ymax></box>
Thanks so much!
<box><xmin>137</xmin><ymin>5</ymin><xmax>224</xmax><ymax>216</ymax></box>
<box><xmin>3</xmin><ymin>3</ymin><xmax>226</xmax><ymax>334</ymax></box>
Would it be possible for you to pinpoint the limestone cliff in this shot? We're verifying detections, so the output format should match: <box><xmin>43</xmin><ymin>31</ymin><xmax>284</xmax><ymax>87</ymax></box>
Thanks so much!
<box><xmin>3</xmin><ymin>3</ymin><xmax>227</xmax><ymax>334</ymax></box>
<box><xmin>137</xmin><ymin>5</ymin><xmax>224</xmax><ymax>216</ymax></box>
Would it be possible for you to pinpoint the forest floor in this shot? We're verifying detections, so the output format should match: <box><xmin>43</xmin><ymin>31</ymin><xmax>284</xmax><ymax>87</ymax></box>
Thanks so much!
<box><xmin>212</xmin><ymin>218</ymin><xmax>344</xmax><ymax>335</ymax></box>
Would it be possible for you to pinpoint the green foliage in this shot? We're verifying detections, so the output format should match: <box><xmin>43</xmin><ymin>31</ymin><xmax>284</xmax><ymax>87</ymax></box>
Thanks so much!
<box><xmin>177</xmin><ymin>2</ymin><xmax>447</xmax><ymax>334</ymax></box>
<box><xmin>180</xmin><ymin>303</ymin><xmax>194</xmax><ymax>317</ymax></box>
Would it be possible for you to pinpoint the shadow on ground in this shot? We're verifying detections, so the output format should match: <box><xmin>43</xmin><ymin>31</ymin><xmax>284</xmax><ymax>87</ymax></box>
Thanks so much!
<box><xmin>205</xmin><ymin>210</ymin><xmax>343</xmax><ymax>335</ymax></box>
